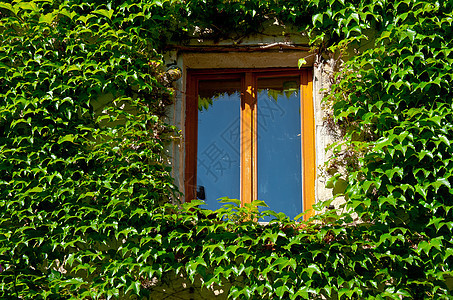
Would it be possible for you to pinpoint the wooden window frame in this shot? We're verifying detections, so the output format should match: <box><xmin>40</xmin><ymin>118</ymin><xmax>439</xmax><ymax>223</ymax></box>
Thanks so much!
<box><xmin>185</xmin><ymin>68</ymin><xmax>315</xmax><ymax>220</ymax></box>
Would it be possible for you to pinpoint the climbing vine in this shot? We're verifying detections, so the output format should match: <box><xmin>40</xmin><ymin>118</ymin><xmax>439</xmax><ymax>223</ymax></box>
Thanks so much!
<box><xmin>0</xmin><ymin>0</ymin><xmax>452</xmax><ymax>299</ymax></box>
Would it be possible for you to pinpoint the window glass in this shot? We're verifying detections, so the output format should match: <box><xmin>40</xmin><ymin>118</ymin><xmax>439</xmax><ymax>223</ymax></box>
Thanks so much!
<box><xmin>257</xmin><ymin>76</ymin><xmax>302</xmax><ymax>219</ymax></box>
<box><xmin>197</xmin><ymin>79</ymin><xmax>241</xmax><ymax>210</ymax></box>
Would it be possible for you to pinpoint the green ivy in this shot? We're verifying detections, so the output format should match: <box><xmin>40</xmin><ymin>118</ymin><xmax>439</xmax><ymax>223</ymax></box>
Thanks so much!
<box><xmin>1</xmin><ymin>0</ymin><xmax>452</xmax><ymax>299</ymax></box>
<box><xmin>0</xmin><ymin>0</ymin><xmax>177</xmax><ymax>298</ymax></box>
<box><xmin>326</xmin><ymin>0</ymin><xmax>453</xmax><ymax>298</ymax></box>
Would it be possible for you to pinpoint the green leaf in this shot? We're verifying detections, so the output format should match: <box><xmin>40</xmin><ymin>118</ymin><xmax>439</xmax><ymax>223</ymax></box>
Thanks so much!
<box><xmin>39</xmin><ymin>12</ymin><xmax>56</xmax><ymax>24</ymax></box>
<box><xmin>251</xmin><ymin>200</ymin><xmax>268</xmax><ymax>207</ymax></box>
<box><xmin>218</xmin><ymin>197</ymin><xmax>241</xmax><ymax>206</ymax></box>
<box><xmin>125</xmin><ymin>280</ymin><xmax>141</xmax><ymax>295</ymax></box>
<box><xmin>406</xmin><ymin>29</ymin><xmax>417</xmax><ymax>42</ymax></box>
<box><xmin>298</xmin><ymin>58</ymin><xmax>307</xmax><ymax>68</ymax></box>
<box><xmin>306</xmin><ymin>264</ymin><xmax>321</xmax><ymax>278</ymax></box>
<box><xmin>92</xmin><ymin>9</ymin><xmax>114</xmax><ymax>20</ymax></box>
<box><xmin>0</xmin><ymin>3</ymin><xmax>17</xmax><ymax>15</ymax></box>
<box><xmin>294</xmin><ymin>211</ymin><xmax>304</xmax><ymax>221</ymax></box>
<box><xmin>273</xmin><ymin>257</ymin><xmax>289</xmax><ymax>271</ymax></box>
<box><xmin>28</xmin><ymin>186</ymin><xmax>43</xmax><ymax>193</ymax></box>
<box><xmin>106</xmin><ymin>288</ymin><xmax>120</xmax><ymax>300</ymax></box>
<box><xmin>58</xmin><ymin>134</ymin><xmax>76</xmax><ymax>144</ymax></box>
<box><xmin>275</xmin><ymin>284</ymin><xmax>289</xmax><ymax>297</ymax></box>
<box><xmin>59</xmin><ymin>9</ymin><xmax>76</xmax><ymax>20</ymax></box>
<box><xmin>312</xmin><ymin>13</ymin><xmax>323</xmax><ymax>26</ymax></box>
<box><xmin>16</xmin><ymin>2</ymin><xmax>39</xmax><ymax>12</ymax></box>
<box><xmin>432</xmin><ymin>178</ymin><xmax>451</xmax><ymax>192</ymax></box>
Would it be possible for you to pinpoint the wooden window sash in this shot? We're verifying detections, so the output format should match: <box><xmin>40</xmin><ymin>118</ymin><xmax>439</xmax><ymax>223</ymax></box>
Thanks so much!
<box><xmin>301</xmin><ymin>69</ymin><xmax>315</xmax><ymax>219</ymax></box>
<box><xmin>185</xmin><ymin>68</ymin><xmax>315</xmax><ymax>220</ymax></box>
<box><xmin>241</xmin><ymin>72</ymin><xmax>256</xmax><ymax>206</ymax></box>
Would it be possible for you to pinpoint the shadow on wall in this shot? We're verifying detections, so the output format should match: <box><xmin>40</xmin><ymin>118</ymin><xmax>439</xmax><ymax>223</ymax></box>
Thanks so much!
<box><xmin>140</xmin><ymin>273</ymin><xmax>230</xmax><ymax>300</ymax></box>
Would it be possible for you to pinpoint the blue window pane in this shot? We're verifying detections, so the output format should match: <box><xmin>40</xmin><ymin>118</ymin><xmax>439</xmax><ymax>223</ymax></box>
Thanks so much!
<box><xmin>197</xmin><ymin>79</ymin><xmax>241</xmax><ymax>211</ymax></box>
<box><xmin>257</xmin><ymin>77</ymin><xmax>302</xmax><ymax>220</ymax></box>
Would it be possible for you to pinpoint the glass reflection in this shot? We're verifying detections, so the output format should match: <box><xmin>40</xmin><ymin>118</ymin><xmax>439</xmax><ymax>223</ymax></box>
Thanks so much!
<box><xmin>257</xmin><ymin>77</ymin><xmax>302</xmax><ymax>220</ymax></box>
<box><xmin>197</xmin><ymin>79</ymin><xmax>241</xmax><ymax>211</ymax></box>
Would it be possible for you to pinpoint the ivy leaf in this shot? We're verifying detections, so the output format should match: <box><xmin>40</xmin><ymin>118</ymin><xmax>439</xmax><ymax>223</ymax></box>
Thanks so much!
<box><xmin>16</xmin><ymin>2</ymin><xmax>39</xmax><ymax>12</ymax></box>
<box><xmin>106</xmin><ymin>288</ymin><xmax>120</xmax><ymax>300</ymax></box>
<box><xmin>0</xmin><ymin>3</ymin><xmax>17</xmax><ymax>15</ymax></box>
<box><xmin>432</xmin><ymin>178</ymin><xmax>451</xmax><ymax>192</ymax></box>
<box><xmin>125</xmin><ymin>280</ymin><xmax>141</xmax><ymax>296</ymax></box>
<box><xmin>28</xmin><ymin>187</ymin><xmax>43</xmax><ymax>193</ymax></box>
<box><xmin>306</xmin><ymin>264</ymin><xmax>321</xmax><ymax>278</ymax></box>
<box><xmin>59</xmin><ymin>9</ymin><xmax>77</xmax><ymax>20</ymax></box>
<box><xmin>403</xmin><ymin>28</ymin><xmax>417</xmax><ymax>43</ymax></box>
<box><xmin>92</xmin><ymin>9</ymin><xmax>114</xmax><ymax>20</ymax></box>
<box><xmin>298</xmin><ymin>58</ymin><xmax>307</xmax><ymax>68</ymax></box>
<box><xmin>275</xmin><ymin>284</ymin><xmax>289</xmax><ymax>297</ymax></box>
<box><xmin>58</xmin><ymin>134</ymin><xmax>76</xmax><ymax>144</ymax></box>
<box><xmin>39</xmin><ymin>12</ymin><xmax>56</xmax><ymax>24</ymax></box>
<box><xmin>312</xmin><ymin>13</ymin><xmax>323</xmax><ymax>26</ymax></box>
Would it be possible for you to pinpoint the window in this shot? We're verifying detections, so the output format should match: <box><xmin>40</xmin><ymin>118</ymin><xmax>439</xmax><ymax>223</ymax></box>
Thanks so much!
<box><xmin>185</xmin><ymin>68</ymin><xmax>314</xmax><ymax>220</ymax></box>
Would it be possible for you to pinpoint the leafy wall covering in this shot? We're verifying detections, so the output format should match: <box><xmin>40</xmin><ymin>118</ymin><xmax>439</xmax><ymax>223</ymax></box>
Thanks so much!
<box><xmin>0</xmin><ymin>0</ymin><xmax>452</xmax><ymax>299</ymax></box>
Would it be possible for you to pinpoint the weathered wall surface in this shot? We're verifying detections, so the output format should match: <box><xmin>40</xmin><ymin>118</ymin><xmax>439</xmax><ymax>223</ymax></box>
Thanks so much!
<box><xmin>140</xmin><ymin>274</ymin><xmax>230</xmax><ymax>300</ymax></box>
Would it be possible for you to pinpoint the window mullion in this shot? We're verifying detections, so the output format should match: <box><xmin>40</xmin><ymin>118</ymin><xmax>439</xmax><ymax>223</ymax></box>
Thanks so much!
<box><xmin>241</xmin><ymin>72</ymin><xmax>257</xmax><ymax>206</ymax></box>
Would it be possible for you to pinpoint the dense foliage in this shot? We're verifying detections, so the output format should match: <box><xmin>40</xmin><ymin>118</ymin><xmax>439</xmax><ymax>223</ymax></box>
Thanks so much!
<box><xmin>0</xmin><ymin>0</ymin><xmax>452</xmax><ymax>299</ymax></box>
